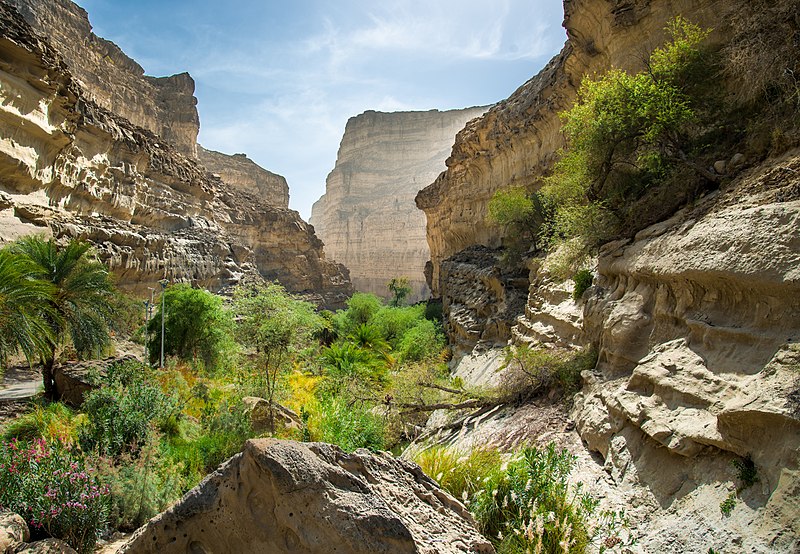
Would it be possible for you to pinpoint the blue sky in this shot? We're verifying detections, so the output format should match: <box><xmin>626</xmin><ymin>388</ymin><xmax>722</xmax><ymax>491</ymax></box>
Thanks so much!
<box><xmin>74</xmin><ymin>1</ymin><xmax>566</xmax><ymax>219</ymax></box>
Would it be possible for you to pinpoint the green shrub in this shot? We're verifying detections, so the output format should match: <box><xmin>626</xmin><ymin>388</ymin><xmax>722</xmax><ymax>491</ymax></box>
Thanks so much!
<box><xmin>502</xmin><ymin>345</ymin><xmax>596</xmax><ymax>400</ymax></box>
<box><xmin>572</xmin><ymin>269</ymin><xmax>594</xmax><ymax>302</ymax></box>
<box><xmin>0</xmin><ymin>438</ymin><xmax>110</xmax><ymax>554</ymax></box>
<box><xmin>732</xmin><ymin>455</ymin><xmax>758</xmax><ymax>489</ymax></box>
<box><xmin>2</xmin><ymin>402</ymin><xmax>83</xmax><ymax>446</ymax></box>
<box><xmin>371</xmin><ymin>305</ymin><xmax>426</xmax><ymax>348</ymax></box>
<box><xmin>470</xmin><ymin>443</ymin><xmax>631</xmax><ymax>553</ymax></box>
<box><xmin>397</xmin><ymin>320</ymin><xmax>446</xmax><ymax>363</ymax></box>
<box><xmin>720</xmin><ymin>491</ymin><xmax>737</xmax><ymax>516</ymax></box>
<box><xmin>80</xmin><ymin>361</ymin><xmax>176</xmax><ymax>456</ymax></box>
<box><xmin>313</xmin><ymin>397</ymin><xmax>385</xmax><ymax>452</ymax></box>
<box><xmin>95</xmin><ymin>432</ymin><xmax>186</xmax><ymax>531</ymax></box>
<box><xmin>411</xmin><ymin>446</ymin><xmax>501</xmax><ymax>502</ymax></box>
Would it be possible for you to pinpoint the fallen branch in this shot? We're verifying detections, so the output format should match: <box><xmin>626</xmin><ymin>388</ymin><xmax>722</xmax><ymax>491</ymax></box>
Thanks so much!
<box><xmin>416</xmin><ymin>381</ymin><xmax>465</xmax><ymax>395</ymax></box>
<box><xmin>399</xmin><ymin>399</ymin><xmax>487</xmax><ymax>415</ymax></box>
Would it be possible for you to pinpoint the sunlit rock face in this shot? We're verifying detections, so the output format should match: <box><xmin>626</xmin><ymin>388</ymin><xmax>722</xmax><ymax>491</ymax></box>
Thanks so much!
<box><xmin>198</xmin><ymin>146</ymin><xmax>290</xmax><ymax>209</ymax></box>
<box><xmin>311</xmin><ymin>107</ymin><xmax>487</xmax><ymax>303</ymax></box>
<box><xmin>0</xmin><ymin>0</ymin><xmax>352</xmax><ymax>308</ymax></box>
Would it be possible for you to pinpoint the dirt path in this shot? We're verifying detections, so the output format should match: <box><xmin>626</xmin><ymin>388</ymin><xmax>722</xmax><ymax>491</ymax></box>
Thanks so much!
<box><xmin>0</xmin><ymin>365</ymin><xmax>41</xmax><ymax>400</ymax></box>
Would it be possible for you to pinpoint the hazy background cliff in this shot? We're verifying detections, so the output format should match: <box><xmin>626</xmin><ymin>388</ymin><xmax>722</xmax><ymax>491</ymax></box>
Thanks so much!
<box><xmin>311</xmin><ymin>108</ymin><xmax>487</xmax><ymax>303</ymax></box>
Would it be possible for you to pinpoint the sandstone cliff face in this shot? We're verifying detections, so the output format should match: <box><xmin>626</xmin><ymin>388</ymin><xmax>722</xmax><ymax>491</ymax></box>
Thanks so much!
<box><xmin>119</xmin><ymin>439</ymin><xmax>493</xmax><ymax>554</ymax></box>
<box><xmin>311</xmin><ymin>108</ymin><xmax>487</xmax><ymax>302</ymax></box>
<box><xmin>416</xmin><ymin>0</ymin><xmax>736</xmax><ymax>297</ymax></box>
<box><xmin>0</xmin><ymin>1</ymin><xmax>352</xmax><ymax>307</ymax></box>
<box><xmin>198</xmin><ymin>146</ymin><xmax>290</xmax><ymax>209</ymax></box>
<box><xmin>7</xmin><ymin>0</ymin><xmax>200</xmax><ymax>158</ymax></box>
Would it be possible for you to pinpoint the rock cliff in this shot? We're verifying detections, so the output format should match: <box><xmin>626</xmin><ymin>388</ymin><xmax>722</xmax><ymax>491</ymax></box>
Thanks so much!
<box><xmin>0</xmin><ymin>0</ymin><xmax>352</xmax><ymax>307</ymax></box>
<box><xmin>119</xmin><ymin>439</ymin><xmax>493</xmax><ymax>554</ymax></box>
<box><xmin>198</xmin><ymin>146</ymin><xmax>290</xmax><ymax>209</ymax></box>
<box><xmin>414</xmin><ymin>0</ymin><xmax>800</xmax><ymax>550</ymax></box>
<box><xmin>311</xmin><ymin>108</ymin><xmax>486</xmax><ymax>302</ymax></box>
<box><xmin>7</xmin><ymin>0</ymin><xmax>199</xmax><ymax>158</ymax></box>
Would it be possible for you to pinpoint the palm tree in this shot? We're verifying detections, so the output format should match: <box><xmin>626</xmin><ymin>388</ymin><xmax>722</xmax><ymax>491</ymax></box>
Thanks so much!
<box><xmin>13</xmin><ymin>236</ymin><xmax>114</xmax><ymax>398</ymax></box>
<box><xmin>0</xmin><ymin>248</ymin><xmax>54</xmax><ymax>366</ymax></box>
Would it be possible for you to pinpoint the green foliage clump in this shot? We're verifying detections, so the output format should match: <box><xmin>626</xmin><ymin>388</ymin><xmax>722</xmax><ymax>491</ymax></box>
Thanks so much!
<box><xmin>502</xmin><ymin>345</ymin><xmax>597</xmax><ymax>401</ymax></box>
<box><xmin>312</xmin><ymin>397</ymin><xmax>385</xmax><ymax>452</ymax></box>
<box><xmin>387</xmin><ymin>277</ymin><xmax>412</xmax><ymax>307</ymax></box>
<box><xmin>572</xmin><ymin>269</ymin><xmax>594</xmax><ymax>302</ymax></box>
<box><xmin>538</xmin><ymin>18</ymin><xmax>716</xmax><ymax>269</ymax></box>
<box><xmin>397</xmin><ymin>319</ymin><xmax>446</xmax><ymax>363</ymax></box>
<box><xmin>416</xmin><ymin>443</ymin><xmax>633</xmax><ymax>553</ymax></box>
<box><xmin>337</xmin><ymin>292</ymin><xmax>383</xmax><ymax>334</ymax></box>
<box><xmin>0</xmin><ymin>438</ymin><xmax>110</xmax><ymax>554</ymax></box>
<box><xmin>80</xmin><ymin>361</ymin><xmax>177</xmax><ymax>457</ymax></box>
<box><xmin>2</xmin><ymin>402</ymin><xmax>83</xmax><ymax>446</ymax></box>
<box><xmin>488</xmin><ymin>188</ymin><xmax>553</xmax><ymax>254</ymax></box>
<box><xmin>148</xmin><ymin>284</ymin><xmax>236</xmax><ymax>372</ymax></box>
<box><xmin>732</xmin><ymin>455</ymin><xmax>759</xmax><ymax>489</ymax></box>
<box><xmin>720</xmin><ymin>491</ymin><xmax>737</xmax><ymax>516</ymax></box>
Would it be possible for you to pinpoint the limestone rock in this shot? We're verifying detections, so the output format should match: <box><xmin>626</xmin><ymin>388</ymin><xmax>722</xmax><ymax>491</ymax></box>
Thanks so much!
<box><xmin>311</xmin><ymin>108</ymin><xmax>487</xmax><ymax>302</ymax></box>
<box><xmin>415</xmin><ymin>0</ymin><xmax>742</xmax><ymax>297</ymax></box>
<box><xmin>118</xmin><ymin>439</ymin><xmax>494</xmax><ymax>554</ymax></box>
<box><xmin>198</xmin><ymin>146</ymin><xmax>289</xmax><ymax>209</ymax></box>
<box><xmin>0</xmin><ymin>1</ymin><xmax>352</xmax><ymax>308</ymax></box>
<box><xmin>240</xmin><ymin>397</ymin><xmax>301</xmax><ymax>434</ymax></box>
<box><xmin>7</xmin><ymin>0</ymin><xmax>199</xmax><ymax>158</ymax></box>
<box><xmin>0</xmin><ymin>512</ymin><xmax>28</xmax><ymax>553</ymax></box>
<box><xmin>12</xmin><ymin>538</ymin><xmax>77</xmax><ymax>554</ymax></box>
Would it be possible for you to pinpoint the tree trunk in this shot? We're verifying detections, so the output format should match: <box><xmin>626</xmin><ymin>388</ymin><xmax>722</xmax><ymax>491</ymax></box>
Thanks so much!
<box><xmin>42</xmin><ymin>355</ymin><xmax>56</xmax><ymax>400</ymax></box>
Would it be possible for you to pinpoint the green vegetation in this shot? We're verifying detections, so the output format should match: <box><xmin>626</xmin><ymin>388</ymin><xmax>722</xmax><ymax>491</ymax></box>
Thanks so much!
<box><xmin>387</xmin><ymin>277</ymin><xmax>412</xmax><ymax>307</ymax></box>
<box><xmin>0</xmin><ymin>438</ymin><xmax>110</xmax><ymax>554</ymax></box>
<box><xmin>571</xmin><ymin>269</ymin><xmax>593</xmax><ymax>302</ymax></box>
<box><xmin>720</xmin><ymin>491</ymin><xmax>737</xmax><ymax>516</ymax></box>
<box><xmin>502</xmin><ymin>344</ymin><xmax>597</xmax><ymax>402</ymax></box>
<box><xmin>148</xmin><ymin>284</ymin><xmax>235</xmax><ymax>372</ymax></box>
<box><xmin>10</xmin><ymin>236</ymin><xmax>115</xmax><ymax>398</ymax></box>
<box><xmin>412</xmin><ymin>442</ymin><xmax>633</xmax><ymax>553</ymax></box>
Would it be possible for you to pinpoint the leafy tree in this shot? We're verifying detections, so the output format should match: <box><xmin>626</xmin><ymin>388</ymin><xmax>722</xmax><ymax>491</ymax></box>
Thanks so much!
<box><xmin>543</xmin><ymin>17</ymin><xmax>715</xmax><ymax>254</ymax></box>
<box><xmin>233</xmin><ymin>282</ymin><xmax>324</xmax><ymax>430</ymax></box>
<box><xmin>387</xmin><ymin>277</ymin><xmax>412</xmax><ymax>307</ymax></box>
<box><xmin>337</xmin><ymin>292</ymin><xmax>383</xmax><ymax>333</ymax></box>
<box><xmin>0</xmin><ymin>248</ymin><xmax>54</xmax><ymax>366</ymax></box>
<box><xmin>147</xmin><ymin>284</ymin><xmax>234</xmax><ymax>371</ymax></box>
<box><xmin>13</xmin><ymin>236</ymin><xmax>114</xmax><ymax>398</ymax></box>
<box><xmin>487</xmin><ymin>188</ymin><xmax>553</xmax><ymax>252</ymax></box>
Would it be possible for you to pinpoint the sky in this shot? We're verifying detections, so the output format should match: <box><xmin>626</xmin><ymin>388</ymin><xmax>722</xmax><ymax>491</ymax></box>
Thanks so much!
<box><xmin>73</xmin><ymin>1</ymin><xmax>567</xmax><ymax>220</ymax></box>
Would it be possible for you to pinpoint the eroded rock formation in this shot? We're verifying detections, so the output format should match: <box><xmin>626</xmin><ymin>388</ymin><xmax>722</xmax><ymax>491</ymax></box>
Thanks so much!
<box><xmin>198</xmin><ymin>146</ymin><xmax>289</xmax><ymax>209</ymax></box>
<box><xmin>311</xmin><ymin>108</ymin><xmax>486</xmax><ymax>302</ymax></box>
<box><xmin>119</xmin><ymin>439</ymin><xmax>494</xmax><ymax>554</ymax></box>
<box><xmin>0</xmin><ymin>0</ymin><xmax>352</xmax><ymax>307</ymax></box>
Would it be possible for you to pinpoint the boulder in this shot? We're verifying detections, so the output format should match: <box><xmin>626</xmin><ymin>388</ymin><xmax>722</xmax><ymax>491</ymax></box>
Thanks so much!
<box><xmin>240</xmin><ymin>397</ymin><xmax>301</xmax><ymax>434</ymax></box>
<box><xmin>0</xmin><ymin>512</ymin><xmax>28</xmax><ymax>553</ymax></box>
<box><xmin>119</xmin><ymin>439</ymin><xmax>494</xmax><ymax>554</ymax></box>
<box><xmin>12</xmin><ymin>538</ymin><xmax>77</xmax><ymax>553</ymax></box>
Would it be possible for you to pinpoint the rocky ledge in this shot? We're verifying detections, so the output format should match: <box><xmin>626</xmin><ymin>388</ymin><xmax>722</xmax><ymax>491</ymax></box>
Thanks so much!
<box><xmin>119</xmin><ymin>439</ymin><xmax>494</xmax><ymax>554</ymax></box>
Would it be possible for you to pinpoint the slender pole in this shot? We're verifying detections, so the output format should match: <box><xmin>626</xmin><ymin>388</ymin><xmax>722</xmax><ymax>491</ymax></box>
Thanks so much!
<box><xmin>143</xmin><ymin>300</ymin><xmax>149</xmax><ymax>361</ymax></box>
<box><xmin>160</xmin><ymin>280</ymin><xmax>167</xmax><ymax>369</ymax></box>
<box><xmin>147</xmin><ymin>287</ymin><xmax>154</xmax><ymax>366</ymax></box>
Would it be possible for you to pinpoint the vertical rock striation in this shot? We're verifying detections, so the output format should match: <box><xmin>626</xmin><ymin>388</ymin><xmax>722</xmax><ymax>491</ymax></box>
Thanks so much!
<box><xmin>311</xmin><ymin>108</ymin><xmax>487</xmax><ymax>302</ymax></box>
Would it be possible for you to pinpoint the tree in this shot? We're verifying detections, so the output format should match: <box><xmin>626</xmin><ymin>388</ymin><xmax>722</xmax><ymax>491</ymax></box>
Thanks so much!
<box><xmin>13</xmin><ymin>236</ymin><xmax>114</xmax><ymax>398</ymax></box>
<box><xmin>233</xmin><ymin>282</ymin><xmax>324</xmax><ymax>430</ymax></box>
<box><xmin>0</xmin><ymin>248</ymin><xmax>54</xmax><ymax>366</ymax></box>
<box><xmin>544</xmin><ymin>17</ymin><xmax>714</xmax><ymax>250</ymax></box>
<box><xmin>387</xmin><ymin>277</ymin><xmax>412</xmax><ymax>307</ymax></box>
<box><xmin>147</xmin><ymin>284</ymin><xmax>234</xmax><ymax>371</ymax></box>
<box><xmin>487</xmin><ymin>188</ymin><xmax>553</xmax><ymax>254</ymax></box>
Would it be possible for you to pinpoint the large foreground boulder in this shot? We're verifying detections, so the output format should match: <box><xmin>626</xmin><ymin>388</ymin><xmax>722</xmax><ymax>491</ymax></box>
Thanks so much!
<box><xmin>119</xmin><ymin>439</ymin><xmax>493</xmax><ymax>554</ymax></box>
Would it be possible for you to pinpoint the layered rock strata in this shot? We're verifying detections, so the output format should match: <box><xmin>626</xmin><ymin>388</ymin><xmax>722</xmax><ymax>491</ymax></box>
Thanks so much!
<box><xmin>416</xmin><ymin>0</ymin><xmax>741</xmax><ymax>297</ymax></box>
<box><xmin>510</xmin><ymin>153</ymin><xmax>800</xmax><ymax>551</ymax></box>
<box><xmin>311</xmin><ymin>108</ymin><xmax>487</xmax><ymax>302</ymax></box>
<box><xmin>198</xmin><ymin>145</ymin><xmax>289</xmax><ymax>208</ymax></box>
<box><xmin>7</xmin><ymin>0</ymin><xmax>199</xmax><ymax>158</ymax></box>
<box><xmin>0</xmin><ymin>1</ymin><xmax>352</xmax><ymax>307</ymax></box>
<box><xmin>119</xmin><ymin>439</ymin><xmax>494</xmax><ymax>554</ymax></box>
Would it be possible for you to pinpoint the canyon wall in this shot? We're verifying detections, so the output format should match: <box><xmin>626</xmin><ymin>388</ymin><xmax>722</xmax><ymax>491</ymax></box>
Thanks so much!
<box><xmin>7</xmin><ymin>0</ymin><xmax>199</xmax><ymax>158</ymax></box>
<box><xmin>416</xmin><ymin>0</ymin><xmax>734</xmax><ymax>298</ymax></box>
<box><xmin>418</xmin><ymin>0</ymin><xmax>799</xmax><ymax>550</ymax></box>
<box><xmin>311</xmin><ymin>108</ymin><xmax>486</xmax><ymax>302</ymax></box>
<box><xmin>0</xmin><ymin>1</ymin><xmax>352</xmax><ymax>307</ymax></box>
<box><xmin>198</xmin><ymin>146</ymin><xmax>290</xmax><ymax>209</ymax></box>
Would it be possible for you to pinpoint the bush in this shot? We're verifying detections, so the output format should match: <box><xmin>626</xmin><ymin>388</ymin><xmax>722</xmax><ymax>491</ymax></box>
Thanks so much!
<box><xmin>572</xmin><ymin>269</ymin><xmax>594</xmax><ymax>302</ymax></box>
<box><xmin>397</xmin><ymin>320</ymin><xmax>446</xmax><ymax>363</ymax></box>
<box><xmin>411</xmin><ymin>446</ymin><xmax>501</xmax><ymax>503</ymax></box>
<box><xmin>502</xmin><ymin>346</ymin><xmax>597</xmax><ymax>401</ymax></box>
<box><xmin>80</xmin><ymin>361</ymin><xmax>177</xmax><ymax>456</ymax></box>
<box><xmin>0</xmin><ymin>438</ymin><xmax>110</xmax><ymax>554</ymax></box>
<box><xmin>311</xmin><ymin>397</ymin><xmax>385</xmax><ymax>452</ymax></box>
<box><xmin>470</xmin><ymin>443</ymin><xmax>631</xmax><ymax>553</ymax></box>
<box><xmin>2</xmin><ymin>402</ymin><xmax>84</xmax><ymax>446</ymax></box>
<box><xmin>95</xmin><ymin>432</ymin><xmax>186</xmax><ymax>531</ymax></box>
